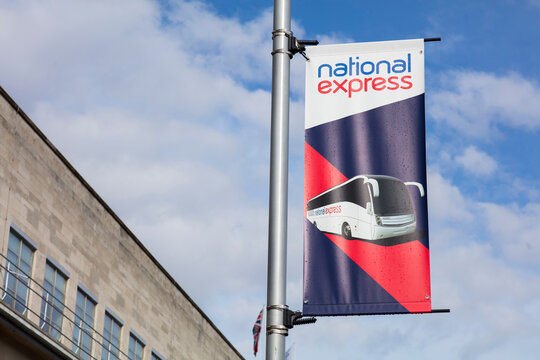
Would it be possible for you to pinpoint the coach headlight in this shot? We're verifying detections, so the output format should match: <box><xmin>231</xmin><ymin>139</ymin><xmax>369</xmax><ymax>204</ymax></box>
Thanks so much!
<box><xmin>375</xmin><ymin>215</ymin><xmax>382</xmax><ymax>226</ymax></box>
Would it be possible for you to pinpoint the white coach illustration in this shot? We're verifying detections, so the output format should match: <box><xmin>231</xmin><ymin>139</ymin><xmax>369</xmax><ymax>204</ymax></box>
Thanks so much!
<box><xmin>306</xmin><ymin>175</ymin><xmax>425</xmax><ymax>240</ymax></box>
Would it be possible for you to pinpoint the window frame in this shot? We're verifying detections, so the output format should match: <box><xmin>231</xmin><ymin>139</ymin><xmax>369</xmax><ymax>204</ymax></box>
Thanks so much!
<box><xmin>151</xmin><ymin>349</ymin><xmax>166</xmax><ymax>360</ymax></box>
<box><xmin>72</xmin><ymin>285</ymin><xmax>98</xmax><ymax>359</ymax></box>
<box><xmin>128</xmin><ymin>330</ymin><xmax>146</xmax><ymax>360</ymax></box>
<box><xmin>101</xmin><ymin>309</ymin><xmax>123</xmax><ymax>360</ymax></box>
<box><xmin>39</xmin><ymin>258</ymin><xmax>69</xmax><ymax>340</ymax></box>
<box><xmin>2</xmin><ymin>226</ymin><xmax>36</xmax><ymax>315</ymax></box>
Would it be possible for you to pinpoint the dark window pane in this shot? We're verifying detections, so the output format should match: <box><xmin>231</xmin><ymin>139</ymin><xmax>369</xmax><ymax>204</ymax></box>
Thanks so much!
<box><xmin>4</xmin><ymin>232</ymin><xmax>34</xmax><ymax>315</ymax></box>
<box><xmin>102</xmin><ymin>313</ymin><xmax>122</xmax><ymax>360</ymax></box>
<box><xmin>40</xmin><ymin>263</ymin><xmax>67</xmax><ymax>340</ymax></box>
<box><xmin>372</xmin><ymin>178</ymin><xmax>413</xmax><ymax>215</ymax></box>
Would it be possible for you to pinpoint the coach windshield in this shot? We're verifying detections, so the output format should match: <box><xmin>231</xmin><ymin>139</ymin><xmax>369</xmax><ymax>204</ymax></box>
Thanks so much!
<box><xmin>371</xmin><ymin>177</ymin><xmax>414</xmax><ymax>216</ymax></box>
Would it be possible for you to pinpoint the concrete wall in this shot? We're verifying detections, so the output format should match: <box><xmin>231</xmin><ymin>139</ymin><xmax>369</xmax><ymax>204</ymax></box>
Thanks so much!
<box><xmin>0</xmin><ymin>310</ymin><xmax>67</xmax><ymax>360</ymax></box>
<box><xmin>0</xmin><ymin>322</ymin><xmax>58</xmax><ymax>360</ymax></box>
<box><xmin>0</xmin><ymin>88</ymin><xmax>244</xmax><ymax>360</ymax></box>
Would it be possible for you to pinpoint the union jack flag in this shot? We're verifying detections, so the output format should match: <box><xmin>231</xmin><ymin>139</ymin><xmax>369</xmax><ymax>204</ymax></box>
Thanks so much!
<box><xmin>252</xmin><ymin>307</ymin><xmax>264</xmax><ymax>356</ymax></box>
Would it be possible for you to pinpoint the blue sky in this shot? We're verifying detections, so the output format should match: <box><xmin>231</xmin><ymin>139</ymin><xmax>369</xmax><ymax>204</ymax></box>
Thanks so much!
<box><xmin>1</xmin><ymin>0</ymin><xmax>539</xmax><ymax>359</ymax></box>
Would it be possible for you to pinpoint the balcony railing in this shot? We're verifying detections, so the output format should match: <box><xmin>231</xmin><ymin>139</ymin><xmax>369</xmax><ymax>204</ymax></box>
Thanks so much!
<box><xmin>0</xmin><ymin>253</ymin><xmax>132</xmax><ymax>360</ymax></box>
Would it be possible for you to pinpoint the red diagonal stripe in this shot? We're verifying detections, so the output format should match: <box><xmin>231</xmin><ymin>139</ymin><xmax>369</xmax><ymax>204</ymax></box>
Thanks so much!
<box><xmin>326</xmin><ymin>234</ymin><xmax>431</xmax><ymax>313</ymax></box>
<box><xmin>305</xmin><ymin>141</ymin><xmax>348</xmax><ymax>215</ymax></box>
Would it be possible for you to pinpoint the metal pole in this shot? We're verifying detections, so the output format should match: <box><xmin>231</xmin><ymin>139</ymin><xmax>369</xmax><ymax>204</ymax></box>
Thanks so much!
<box><xmin>266</xmin><ymin>0</ymin><xmax>291</xmax><ymax>359</ymax></box>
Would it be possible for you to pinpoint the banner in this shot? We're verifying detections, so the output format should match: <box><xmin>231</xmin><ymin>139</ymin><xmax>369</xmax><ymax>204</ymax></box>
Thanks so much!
<box><xmin>303</xmin><ymin>39</ymin><xmax>431</xmax><ymax>316</ymax></box>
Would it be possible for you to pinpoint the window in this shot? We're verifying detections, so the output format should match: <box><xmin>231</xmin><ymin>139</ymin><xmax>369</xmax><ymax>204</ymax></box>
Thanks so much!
<box><xmin>40</xmin><ymin>260</ymin><xmax>68</xmax><ymax>340</ymax></box>
<box><xmin>307</xmin><ymin>178</ymin><xmax>371</xmax><ymax>210</ymax></box>
<box><xmin>151</xmin><ymin>350</ymin><xmax>165</xmax><ymax>360</ymax></box>
<box><xmin>72</xmin><ymin>288</ymin><xmax>96</xmax><ymax>359</ymax></box>
<box><xmin>2</xmin><ymin>229</ymin><xmax>35</xmax><ymax>314</ymax></box>
<box><xmin>128</xmin><ymin>331</ymin><xmax>145</xmax><ymax>360</ymax></box>
<box><xmin>102</xmin><ymin>311</ymin><xmax>122</xmax><ymax>360</ymax></box>
<box><xmin>372</xmin><ymin>178</ymin><xmax>414</xmax><ymax>215</ymax></box>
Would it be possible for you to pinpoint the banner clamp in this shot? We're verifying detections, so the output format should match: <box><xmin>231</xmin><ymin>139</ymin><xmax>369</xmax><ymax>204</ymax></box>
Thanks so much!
<box><xmin>289</xmin><ymin>38</ymin><xmax>319</xmax><ymax>61</ymax></box>
<box><xmin>266</xmin><ymin>305</ymin><xmax>317</xmax><ymax>335</ymax></box>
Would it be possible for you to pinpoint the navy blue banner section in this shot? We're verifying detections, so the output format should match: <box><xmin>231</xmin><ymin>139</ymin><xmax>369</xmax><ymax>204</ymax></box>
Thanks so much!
<box><xmin>303</xmin><ymin>219</ymin><xmax>408</xmax><ymax>316</ymax></box>
<box><xmin>305</xmin><ymin>94</ymin><xmax>428</xmax><ymax>248</ymax></box>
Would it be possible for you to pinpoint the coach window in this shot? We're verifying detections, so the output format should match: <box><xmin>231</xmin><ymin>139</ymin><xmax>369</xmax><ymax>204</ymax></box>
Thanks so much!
<box><xmin>40</xmin><ymin>258</ymin><xmax>69</xmax><ymax>340</ymax></box>
<box><xmin>2</xmin><ymin>226</ymin><xmax>37</xmax><ymax>315</ymax></box>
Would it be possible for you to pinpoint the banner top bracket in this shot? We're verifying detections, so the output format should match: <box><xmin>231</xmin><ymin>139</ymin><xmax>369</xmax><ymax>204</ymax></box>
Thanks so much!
<box><xmin>290</xmin><ymin>37</ymin><xmax>319</xmax><ymax>61</ymax></box>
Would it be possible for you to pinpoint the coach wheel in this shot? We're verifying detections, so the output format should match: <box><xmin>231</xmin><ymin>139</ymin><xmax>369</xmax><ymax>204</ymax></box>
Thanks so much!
<box><xmin>342</xmin><ymin>222</ymin><xmax>352</xmax><ymax>239</ymax></box>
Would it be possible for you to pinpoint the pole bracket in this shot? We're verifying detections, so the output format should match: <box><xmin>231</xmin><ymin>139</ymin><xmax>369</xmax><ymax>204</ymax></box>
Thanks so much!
<box><xmin>272</xmin><ymin>28</ymin><xmax>293</xmax><ymax>39</ymax></box>
<box><xmin>289</xmin><ymin>37</ymin><xmax>319</xmax><ymax>61</ymax></box>
<box><xmin>266</xmin><ymin>305</ymin><xmax>290</xmax><ymax>336</ymax></box>
<box><xmin>271</xmin><ymin>48</ymin><xmax>294</xmax><ymax>57</ymax></box>
<box><xmin>271</xmin><ymin>28</ymin><xmax>294</xmax><ymax>57</ymax></box>
<box><xmin>266</xmin><ymin>324</ymin><xmax>289</xmax><ymax>336</ymax></box>
<box><xmin>284</xmin><ymin>309</ymin><xmax>317</xmax><ymax>329</ymax></box>
<box><xmin>266</xmin><ymin>306</ymin><xmax>316</xmax><ymax>336</ymax></box>
<box><xmin>271</xmin><ymin>28</ymin><xmax>318</xmax><ymax>60</ymax></box>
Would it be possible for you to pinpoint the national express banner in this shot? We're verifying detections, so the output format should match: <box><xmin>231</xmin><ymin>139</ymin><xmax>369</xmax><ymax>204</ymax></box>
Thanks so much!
<box><xmin>303</xmin><ymin>39</ymin><xmax>431</xmax><ymax>316</ymax></box>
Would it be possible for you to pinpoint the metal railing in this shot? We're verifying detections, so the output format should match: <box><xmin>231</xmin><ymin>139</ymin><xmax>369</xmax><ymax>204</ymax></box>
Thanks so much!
<box><xmin>0</xmin><ymin>253</ymin><xmax>132</xmax><ymax>360</ymax></box>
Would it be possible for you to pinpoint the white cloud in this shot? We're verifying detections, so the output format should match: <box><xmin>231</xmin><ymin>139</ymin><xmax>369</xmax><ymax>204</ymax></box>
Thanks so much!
<box><xmin>427</xmin><ymin>169</ymin><xmax>475</xmax><ymax>225</ymax></box>
<box><xmin>510</xmin><ymin>177</ymin><xmax>540</xmax><ymax>201</ymax></box>
<box><xmin>428</xmin><ymin>168</ymin><xmax>540</xmax><ymax>267</ymax></box>
<box><xmin>0</xmin><ymin>0</ymin><xmax>276</xmax><ymax>130</ymax></box>
<box><xmin>479</xmin><ymin>202</ymin><xmax>540</xmax><ymax>266</ymax></box>
<box><xmin>455</xmin><ymin>146</ymin><xmax>498</xmax><ymax>176</ymax></box>
<box><xmin>161</xmin><ymin>1</ymin><xmax>273</xmax><ymax>85</ymax></box>
<box><xmin>429</xmin><ymin>71</ymin><xmax>540</xmax><ymax>138</ymax></box>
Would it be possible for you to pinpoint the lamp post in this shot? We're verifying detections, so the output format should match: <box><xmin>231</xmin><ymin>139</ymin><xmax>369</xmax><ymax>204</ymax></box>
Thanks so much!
<box><xmin>266</xmin><ymin>0</ymin><xmax>291</xmax><ymax>359</ymax></box>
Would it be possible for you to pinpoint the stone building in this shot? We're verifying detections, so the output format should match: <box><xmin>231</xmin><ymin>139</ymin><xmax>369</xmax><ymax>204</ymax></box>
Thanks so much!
<box><xmin>0</xmin><ymin>86</ymin><xmax>244</xmax><ymax>360</ymax></box>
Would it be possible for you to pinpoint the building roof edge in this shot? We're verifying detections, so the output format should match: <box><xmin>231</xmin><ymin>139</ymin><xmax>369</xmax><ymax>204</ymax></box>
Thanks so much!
<box><xmin>0</xmin><ymin>85</ymin><xmax>245</xmax><ymax>360</ymax></box>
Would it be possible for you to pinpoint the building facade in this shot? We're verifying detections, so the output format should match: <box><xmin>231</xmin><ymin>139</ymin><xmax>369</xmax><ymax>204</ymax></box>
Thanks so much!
<box><xmin>0</xmin><ymin>86</ymin><xmax>244</xmax><ymax>360</ymax></box>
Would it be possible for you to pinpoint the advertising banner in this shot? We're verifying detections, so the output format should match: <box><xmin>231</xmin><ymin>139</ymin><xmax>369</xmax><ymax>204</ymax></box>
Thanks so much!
<box><xmin>303</xmin><ymin>39</ymin><xmax>431</xmax><ymax>316</ymax></box>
